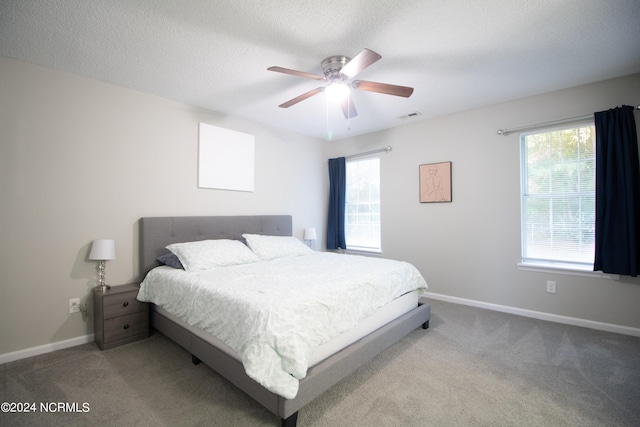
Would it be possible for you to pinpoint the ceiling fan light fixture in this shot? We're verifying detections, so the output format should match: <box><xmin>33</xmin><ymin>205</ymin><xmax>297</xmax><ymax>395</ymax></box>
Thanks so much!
<box><xmin>268</xmin><ymin>48</ymin><xmax>413</xmax><ymax>119</ymax></box>
<box><xmin>325</xmin><ymin>81</ymin><xmax>350</xmax><ymax>103</ymax></box>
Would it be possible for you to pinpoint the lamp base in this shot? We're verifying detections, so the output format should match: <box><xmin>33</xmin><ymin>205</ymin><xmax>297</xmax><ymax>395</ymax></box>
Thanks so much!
<box><xmin>94</xmin><ymin>284</ymin><xmax>111</xmax><ymax>292</ymax></box>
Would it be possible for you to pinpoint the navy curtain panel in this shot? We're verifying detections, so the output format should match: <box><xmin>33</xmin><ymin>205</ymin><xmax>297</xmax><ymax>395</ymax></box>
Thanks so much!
<box><xmin>594</xmin><ymin>105</ymin><xmax>640</xmax><ymax>276</ymax></box>
<box><xmin>327</xmin><ymin>157</ymin><xmax>346</xmax><ymax>249</ymax></box>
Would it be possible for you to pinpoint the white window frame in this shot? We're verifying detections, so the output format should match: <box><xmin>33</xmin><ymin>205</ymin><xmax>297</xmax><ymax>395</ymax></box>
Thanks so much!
<box><xmin>345</xmin><ymin>156</ymin><xmax>382</xmax><ymax>253</ymax></box>
<box><xmin>517</xmin><ymin>121</ymin><xmax>617</xmax><ymax>278</ymax></box>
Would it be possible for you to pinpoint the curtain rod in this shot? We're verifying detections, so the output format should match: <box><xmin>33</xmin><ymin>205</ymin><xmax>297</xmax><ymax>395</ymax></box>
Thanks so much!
<box><xmin>345</xmin><ymin>146</ymin><xmax>392</xmax><ymax>159</ymax></box>
<box><xmin>497</xmin><ymin>105</ymin><xmax>640</xmax><ymax>136</ymax></box>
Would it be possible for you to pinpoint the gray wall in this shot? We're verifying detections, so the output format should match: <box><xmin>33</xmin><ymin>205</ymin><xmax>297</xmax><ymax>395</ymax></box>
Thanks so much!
<box><xmin>1</xmin><ymin>54</ymin><xmax>639</xmax><ymax>358</ymax></box>
<box><xmin>329</xmin><ymin>73</ymin><xmax>640</xmax><ymax>332</ymax></box>
<box><xmin>0</xmin><ymin>56</ymin><xmax>327</xmax><ymax>355</ymax></box>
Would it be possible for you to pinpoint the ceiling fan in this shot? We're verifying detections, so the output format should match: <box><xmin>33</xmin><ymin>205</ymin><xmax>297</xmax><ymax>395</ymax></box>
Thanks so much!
<box><xmin>268</xmin><ymin>48</ymin><xmax>414</xmax><ymax>119</ymax></box>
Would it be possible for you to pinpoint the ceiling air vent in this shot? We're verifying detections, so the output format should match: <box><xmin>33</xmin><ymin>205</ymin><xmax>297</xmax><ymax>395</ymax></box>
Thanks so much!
<box><xmin>399</xmin><ymin>111</ymin><xmax>421</xmax><ymax>120</ymax></box>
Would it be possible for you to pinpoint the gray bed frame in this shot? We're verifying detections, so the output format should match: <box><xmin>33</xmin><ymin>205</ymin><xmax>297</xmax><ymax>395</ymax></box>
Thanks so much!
<box><xmin>139</xmin><ymin>215</ymin><xmax>430</xmax><ymax>427</ymax></box>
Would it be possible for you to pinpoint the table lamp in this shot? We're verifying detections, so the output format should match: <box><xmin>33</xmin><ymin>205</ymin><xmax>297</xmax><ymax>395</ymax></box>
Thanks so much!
<box><xmin>304</xmin><ymin>227</ymin><xmax>317</xmax><ymax>249</ymax></box>
<box><xmin>89</xmin><ymin>239</ymin><xmax>115</xmax><ymax>292</ymax></box>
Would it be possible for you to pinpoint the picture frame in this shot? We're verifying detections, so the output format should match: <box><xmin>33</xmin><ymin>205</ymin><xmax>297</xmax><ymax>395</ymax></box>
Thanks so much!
<box><xmin>419</xmin><ymin>161</ymin><xmax>452</xmax><ymax>203</ymax></box>
<box><xmin>198</xmin><ymin>123</ymin><xmax>255</xmax><ymax>192</ymax></box>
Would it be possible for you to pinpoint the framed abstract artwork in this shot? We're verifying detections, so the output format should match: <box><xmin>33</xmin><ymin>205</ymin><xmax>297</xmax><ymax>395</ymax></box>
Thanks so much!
<box><xmin>419</xmin><ymin>161</ymin><xmax>452</xmax><ymax>203</ymax></box>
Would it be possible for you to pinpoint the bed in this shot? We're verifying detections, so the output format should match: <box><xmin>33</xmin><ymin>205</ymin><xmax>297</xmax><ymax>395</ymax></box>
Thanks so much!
<box><xmin>137</xmin><ymin>215</ymin><xmax>430</xmax><ymax>426</ymax></box>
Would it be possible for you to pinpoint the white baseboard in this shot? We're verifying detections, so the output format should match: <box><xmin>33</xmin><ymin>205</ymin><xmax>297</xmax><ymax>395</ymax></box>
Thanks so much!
<box><xmin>423</xmin><ymin>292</ymin><xmax>640</xmax><ymax>338</ymax></box>
<box><xmin>3</xmin><ymin>294</ymin><xmax>639</xmax><ymax>364</ymax></box>
<box><xmin>0</xmin><ymin>334</ymin><xmax>95</xmax><ymax>365</ymax></box>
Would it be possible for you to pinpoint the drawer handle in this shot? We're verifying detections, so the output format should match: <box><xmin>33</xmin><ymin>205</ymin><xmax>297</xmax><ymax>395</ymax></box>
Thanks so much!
<box><xmin>123</xmin><ymin>324</ymin><xmax>130</xmax><ymax>330</ymax></box>
<box><xmin>122</xmin><ymin>301</ymin><xmax>129</xmax><ymax>307</ymax></box>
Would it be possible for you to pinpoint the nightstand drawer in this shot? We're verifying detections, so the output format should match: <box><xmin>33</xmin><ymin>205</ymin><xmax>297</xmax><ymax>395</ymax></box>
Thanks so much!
<box><xmin>104</xmin><ymin>312</ymin><xmax>149</xmax><ymax>343</ymax></box>
<box><xmin>103</xmin><ymin>292</ymin><xmax>146</xmax><ymax>319</ymax></box>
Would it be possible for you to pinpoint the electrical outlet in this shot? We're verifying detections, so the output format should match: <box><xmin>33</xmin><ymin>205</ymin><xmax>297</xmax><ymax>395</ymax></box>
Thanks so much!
<box><xmin>69</xmin><ymin>298</ymin><xmax>81</xmax><ymax>314</ymax></box>
<box><xmin>546</xmin><ymin>280</ymin><xmax>557</xmax><ymax>294</ymax></box>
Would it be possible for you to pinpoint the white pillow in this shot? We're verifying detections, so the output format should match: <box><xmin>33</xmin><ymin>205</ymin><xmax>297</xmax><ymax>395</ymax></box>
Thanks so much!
<box><xmin>166</xmin><ymin>239</ymin><xmax>260</xmax><ymax>271</ymax></box>
<box><xmin>242</xmin><ymin>234</ymin><xmax>313</xmax><ymax>260</ymax></box>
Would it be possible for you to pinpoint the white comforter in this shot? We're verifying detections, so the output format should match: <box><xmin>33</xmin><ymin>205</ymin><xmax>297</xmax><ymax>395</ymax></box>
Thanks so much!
<box><xmin>137</xmin><ymin>252</ymin><xmax>427</xmax><ymax>399</ymax></box>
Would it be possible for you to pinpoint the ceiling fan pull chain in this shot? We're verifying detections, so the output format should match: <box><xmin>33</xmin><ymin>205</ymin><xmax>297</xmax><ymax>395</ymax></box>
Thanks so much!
<box><xmin>347</xmin><ymin>92</ymin><xmax>351</xmax><ymax>132</ymax></box>
<box><xmin>326</xmin><ymin>95</ymin><xmax>330</xmax><ymax>138</ymax></box>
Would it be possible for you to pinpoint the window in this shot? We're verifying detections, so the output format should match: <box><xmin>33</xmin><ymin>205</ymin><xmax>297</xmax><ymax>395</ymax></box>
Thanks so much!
<box><xmin>345</xmin><ymin>156</ymin><xmax>381</xmax><ymax>252</ymax></box>
<box><xmin>520</xmin><ymin>123</ymin><xmax>596</xmax><ymax>269</ymax></box>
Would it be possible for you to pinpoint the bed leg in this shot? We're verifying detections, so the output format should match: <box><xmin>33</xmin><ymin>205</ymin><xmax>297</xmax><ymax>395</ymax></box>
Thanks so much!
<box><xmin>282</xmin><ymin>412</ymin><xmax>298</xmax><ymax>427</ymax></box>
<box><xmin>191</xmin><ymin>354</ymin><xmax>201</xmax><ymax>365</ymax></box>
<box><xmin>422</xmin><ymin>320</ymin><xmax>429</xmax><ymax>329</ymax></box>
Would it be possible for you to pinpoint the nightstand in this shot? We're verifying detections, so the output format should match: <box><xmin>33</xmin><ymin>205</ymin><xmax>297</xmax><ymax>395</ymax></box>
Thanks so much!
<box><xmin>94</xmin><ymin>283</ymin><xmax>149</xmax><ymax>350</ymax></box>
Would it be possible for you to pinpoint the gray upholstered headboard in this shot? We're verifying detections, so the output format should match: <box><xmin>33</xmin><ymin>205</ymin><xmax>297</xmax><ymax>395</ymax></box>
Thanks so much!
<box><xmin>139</xmin><ymin>215</ymin><xmax>292</xmax><ymax>277</ymax></box>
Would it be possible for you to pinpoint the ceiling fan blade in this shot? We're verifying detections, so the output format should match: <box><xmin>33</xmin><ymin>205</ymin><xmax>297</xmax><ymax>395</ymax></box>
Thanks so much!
<box><xmin>341</xmin><ymin>96</ymin><xmax>358</xmax><ymax>119</ymax></box>
<box><xmin>278</xmin><ymin>87</ymin><xmax>325</xmax><ymax>108</ymax></box>
<box><xmin>267</xmin><ymin>66</ymin><xmax>325</xmax><ymax>80</ymax></box>
<box><xmin>352</xmin><ymin>80</ymin><xmax>414</xmax><ymax>98</ymax></box>
<box><xmin>340</xmin><ymin>48</ymin><xmax>382</xmax><ymax>78</ymax></box>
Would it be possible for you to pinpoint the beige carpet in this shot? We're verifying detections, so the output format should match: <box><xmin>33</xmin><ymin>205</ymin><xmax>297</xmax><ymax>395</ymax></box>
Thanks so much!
<box><xmin>1</xmin><ymin>300</ymin><xmax>639</xmax><ymax>426</ymax></box>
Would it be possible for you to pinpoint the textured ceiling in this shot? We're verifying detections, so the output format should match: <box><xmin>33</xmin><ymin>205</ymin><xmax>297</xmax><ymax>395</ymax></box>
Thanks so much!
<box><xmin>2</xmin><ymin>0</ymin><xmax>640</xmax><ymax>141</ymax></box>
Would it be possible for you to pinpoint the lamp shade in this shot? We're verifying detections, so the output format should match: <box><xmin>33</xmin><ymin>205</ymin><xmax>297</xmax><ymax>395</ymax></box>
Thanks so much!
<box><xmin>89</xmin><ymin>239</ymin><xmax>115</xmax><ymax>260</ymax></box>
<box><xmin>304</xmin><ymin>227</ymin><xmax>317</xmax><ymax>240</ymax></box>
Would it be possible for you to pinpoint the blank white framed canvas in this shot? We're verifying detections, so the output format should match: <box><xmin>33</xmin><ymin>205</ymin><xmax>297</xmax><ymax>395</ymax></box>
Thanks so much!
<box><xmin>198</xmin><ymin>123</ymin><xmax>255</xmax><ymax>192</ymax></box>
